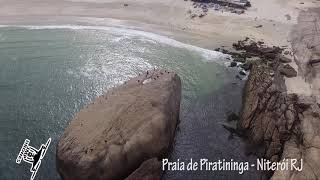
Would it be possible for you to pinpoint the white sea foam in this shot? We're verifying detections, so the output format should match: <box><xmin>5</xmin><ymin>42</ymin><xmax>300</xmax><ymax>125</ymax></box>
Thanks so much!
<box><xmin>0</xmin><ymin>24</ymin><xmax>231</xmax><ymax>63</ymax></box>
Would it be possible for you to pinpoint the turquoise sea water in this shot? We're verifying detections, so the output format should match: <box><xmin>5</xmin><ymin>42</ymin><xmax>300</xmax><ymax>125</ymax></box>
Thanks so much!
<box><xmin>0</xmin><ymin>26</ymin><xmax>263</xmax><ymax>179</ymax></box>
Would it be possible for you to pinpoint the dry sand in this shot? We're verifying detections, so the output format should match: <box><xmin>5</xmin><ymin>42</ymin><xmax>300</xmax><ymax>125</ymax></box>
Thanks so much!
<box><xmin>287</xmin><ymin>7</ymin><xmax>320</xmax><ymax>102</ymax></box>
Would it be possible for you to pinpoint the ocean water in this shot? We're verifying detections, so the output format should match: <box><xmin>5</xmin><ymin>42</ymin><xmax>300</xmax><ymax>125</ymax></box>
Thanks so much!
<box><xmin>0</xmin><ymin>26</ymin><xmax>263</xmax><ymax>179</ymax></box>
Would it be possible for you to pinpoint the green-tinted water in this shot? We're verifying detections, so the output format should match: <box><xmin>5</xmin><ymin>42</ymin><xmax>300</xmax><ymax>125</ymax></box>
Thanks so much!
<box><xmin>0</xmin><ymin>26</ymin><xmax>232</xmax><ymax>179</ymax></box>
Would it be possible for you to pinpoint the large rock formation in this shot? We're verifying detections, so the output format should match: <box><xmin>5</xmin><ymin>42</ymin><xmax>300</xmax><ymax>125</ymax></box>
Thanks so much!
<box><xmin>239</xmin><ymin>60</ymin><xmax>300</xmax><ymax>163</ymax></box>
<box><xmin>271</xmin><ymin>8</ymin><xmax>320</xmax><ymax>180</ymax></box>
<box><xmin>56</xmin><ymin>69</ymin><xmax>181</xmax><ymax>180</ymax></box>
<box><xmin>240</xmin><ymin>8</ymin><xmax>320</xmax><ymax>180</ymax></box>
<box><xmin>239</xmin><ymin>53</ymin><xmax>320</xmax><ymax>180</ymax></box>
<box><xmin>271</xmin><ymin>96</ymin><xmax>320</xmax><ymax>180</ymax></box>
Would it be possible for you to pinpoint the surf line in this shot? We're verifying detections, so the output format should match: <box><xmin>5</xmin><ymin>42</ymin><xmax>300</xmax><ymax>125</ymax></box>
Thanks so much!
<box><xmin>0</xmin><ymin>24</ymin><xmax>231</xmax><ymax>63</ymax></box>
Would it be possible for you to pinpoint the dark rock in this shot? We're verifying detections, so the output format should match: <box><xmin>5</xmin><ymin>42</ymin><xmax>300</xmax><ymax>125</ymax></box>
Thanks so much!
<box><xmin>234</xmin><ymin>57</ymin><xmax>246</xmax><ymax>63</ymax></box>
<box><xmin>227</xmin><ymin>112</ymin><xmax>239</xmax><ymax>121</ymax></box>
<box><xmin>221</xmin><ymin>121</ymin><xmax>245</xmax><ymax>137</ymax></box>
<box><xmin>241</xmin><ymin>62</ymin><xmax>252</xmax><ymax>71</ymax></box>
<box><xmin>221</xmin><ymin>123</ymin><xmax>237</xmax><ymax>134</ymax></box>
<box><xmin>239</xmin><ymin>70</ymin><xmax>246</xmax><ymax>76</ymax></box>
<box><xmin>230</xmin><ymin>61</ymin><xmax>237</xmax><ymax>67</ymax></box>
<box><xmin>235</xmin><ymin>75</ymin><xmax>242</xmax><ymax>80</ymax></box>
<box><xmin>222</xmin><ymin>49</ymin><xmax>229</xmax><ymax>54</ymax></box>
<box><xmin>264</xmin><ymin>52</ymin><xmax>278</xmax><ymax>59</ymax></box>
<box><xmin>199</xmin><ymin>13</ymin><xmax>206</xmax><ymax>18</ymax></box>
<box><xmin>232</xmin><ymin>38</ymin><xmax>283</xmax><ymax>61</ymax></box>
<box><xmin>279</xmin><ymin>64</ymin><xmax>297</xmax><ymax>77</ymax></box>
<box><xmin>124</xmin><ymin>3</ymin><xmax>128</xmax><ymax>6</ymax></box>
<box><xmin>285</xmin><ymin>14</ymin><xmax>291</xmax><ymax>20</ymax></box>
<box><xmin>190</xmin><ymin>14</ymin><xmax>197</xmax><ymax>18</ymax></box>
<box><xmin>257</xmin><ymin>41</ymin><xmax>264</xmax><ymax>45</ymax></box>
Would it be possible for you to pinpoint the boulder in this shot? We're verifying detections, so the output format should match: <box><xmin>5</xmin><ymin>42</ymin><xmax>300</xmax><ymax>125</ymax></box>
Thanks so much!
<box><xmin>56</xmin><ymin>69</ymin><xmax>181</xmax><ymax>180</ymax></box>
<box><xmin>230</xmin><ymin>61</ymin><xmax>237</xmax><ymax>67</ymax></box>
<box><xmin>279</xmin><ymin>55</ymin><xmax>292</xmax><ymax>63</ymax></box>
<box><xmin>239</xmin><ymin>70</ymin><xmax>246</xmax><ymax>76</ymax></box>
<box><xmin>240</xmin><ymin>62</ymin><xmax>252</xmax><ymax>71</ymax></box>
<box><xmin>279</xmin><ymin>64</ymin><xmax>297</xmax><ymax>77</ymax></box>
<box><xmin>227</xmin><ymin>112</ymin><xmax>239</xmax><ymax>122</ymax></box>
<box><xmin>233</xmin><ymin>57</ymin><xmax>246</xmax><ymax>63</ymax></box>
<box><xmin>284</xmin><ymin>50</ymin><xmax>290</xmax><ymax>55</ymax></box>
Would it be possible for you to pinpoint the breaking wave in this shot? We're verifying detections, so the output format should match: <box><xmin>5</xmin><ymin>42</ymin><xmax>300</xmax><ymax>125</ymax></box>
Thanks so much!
<box><xmin>0</xmin><ymin>24</ymin><xmax>231</xmax><ymax>63</ymax></box>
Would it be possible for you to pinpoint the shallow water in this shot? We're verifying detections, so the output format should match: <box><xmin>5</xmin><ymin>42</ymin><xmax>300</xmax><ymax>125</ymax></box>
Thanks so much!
<box><xmin>0</xmin><ymin>26</ymin><xmax>263</xmax><ymax>179</ymax></box>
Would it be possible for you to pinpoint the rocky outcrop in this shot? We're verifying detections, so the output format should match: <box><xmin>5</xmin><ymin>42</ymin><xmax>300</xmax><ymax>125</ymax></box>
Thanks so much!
<box><xmin>56</xmin><ymin>69</ymin><xmax>181</xmax><ymax>180</ymax></box>
<box><xmin>239</xmin><ymin>61</ymin><xmax>300</xmax><ymax>163</ymax></box>
<box><xmin>240</xmin><ymin>49</ymin><xmax>320</xmax><ymax>180</ymax></box>
<box><xmin>240</xmin><ymin>8</ymin><xmax>320</xmax><ymax>180</ymax></box>
<box><xmin>271</xmin><ymin>8</ymin><xmax>320</xmax><ymax>180</ymax></box>
<box><xmin>279</xmin><ymin>55</ymin><xmax>292</xmax><ymax>63</ymax></box>
<box><xmin>279</xmin><ymin>64</ymin><xmax>297</xmax><ymax>78</ymax></box>
<box><xmin>216</xmin><ymin>37</ymin><xmax>286</xmax><ymax>80</ymax></box>
<box><xmin>271</xmin><ymin>96</ymin><xmax>320</xmax><ymax>180</ymax></box>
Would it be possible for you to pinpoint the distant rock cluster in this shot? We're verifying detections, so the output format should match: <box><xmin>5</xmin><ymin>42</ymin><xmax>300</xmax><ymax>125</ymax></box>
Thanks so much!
<box><xmin>187</xmin><ymin>0</ymin><xmax>251</xmax><ymax>18</ymax></box>
<box><xmin>216</xmin><ymin>37</ymin><xmax>296</xmax><ymax>80</ymax></box>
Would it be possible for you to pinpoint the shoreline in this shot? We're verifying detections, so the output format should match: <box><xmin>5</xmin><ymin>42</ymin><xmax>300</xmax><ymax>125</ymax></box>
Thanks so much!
<box><xmin>0</xmin><ymin>23</ymin><xmax>232</xmax><ymax>65</ymax></box>
<box><xmin>1</xmin><ymin>0</ymin><xmax>318</xmax><ymax>50</ymax></box>
<box><xmin>0</xmin><ymin>15</ymin><xmax>238</xmax><ymax>50</ymax></box>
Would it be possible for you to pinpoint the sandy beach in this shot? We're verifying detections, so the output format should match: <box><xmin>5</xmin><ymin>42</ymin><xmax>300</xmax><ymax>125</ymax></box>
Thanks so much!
<box><xmin>0</xmin><ymin>0</ymin><xmax>319</xmax><ymax>49</ymax></box>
